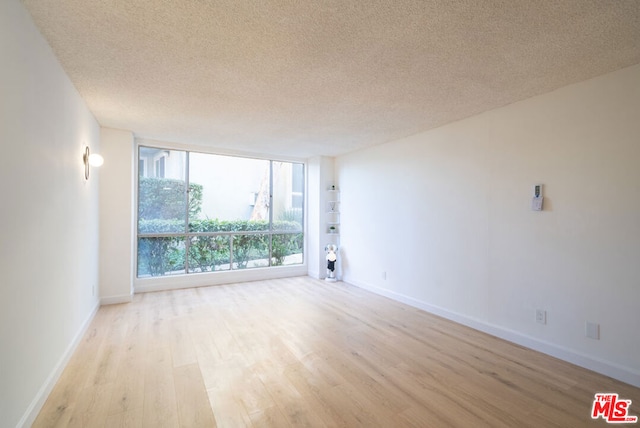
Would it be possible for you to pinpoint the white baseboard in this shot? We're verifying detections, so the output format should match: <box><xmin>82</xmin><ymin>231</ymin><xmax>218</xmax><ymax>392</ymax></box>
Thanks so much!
<box><xmin>347</xmin><ymin>278</ymin><xmax>640</xmax><ymax>389</ymax></box>
<box><xmin>17</xmin><ymin>300</ymin><xmax>100</xmax><ymax>428</ymax></box>
<box><xmin>307</xmin><ymin>269</ymin><xmax>321</xmax><ymax>279</ymax></box>
<box><xmin>101</xmin><ymin>293</ymin><xmax>133</xmax><ymax>305</ymax></box>
<box><xmin>135</xmin><ymin>265</ymin><xmax>308</xmax><ymax>293</ymax></box>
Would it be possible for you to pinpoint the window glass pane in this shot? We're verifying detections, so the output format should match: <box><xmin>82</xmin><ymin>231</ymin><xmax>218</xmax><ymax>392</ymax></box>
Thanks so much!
<box><xmin>232</xmin><ymin>234</ymin><xmax>269</xmax><ymax>269</ymax></box>
<box><xmin>137</xmin><ymin>237</ymin><xmax>186</xmax><ymax>276</ymax></box>
<box><xmin>189</xmin><ymin>153</ymin><xmax>270</xmax><ymax>232</ymax></box>
<box><xmin>137</xmin><ymin>145</ymin><xmax>305</xmax><ymax>279</ymax></box>
<box><xmin>272</xmin><ymin>161</ymin><xmax>304</xmax><ymax>231</ymax></box>
<box><xmin>138</xmin><ymin>147</ymin><xmax>187</xmax><ymax>234</ymax></box>
<box><xmin>272</xmin><ymin>233</ymin><xmax>304</xmax><ymax>266</ymax></box>
<box><xmin>188</xmin><ymin>236</ymin><xmax>230</xmax><ymax>272</ymax></box>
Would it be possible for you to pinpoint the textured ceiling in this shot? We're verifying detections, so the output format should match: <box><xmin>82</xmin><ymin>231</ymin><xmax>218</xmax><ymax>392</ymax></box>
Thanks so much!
<box><xmin>21</xmin><ymin>0</ymin><xmax>640</xmax><ymax>158</ymax></box>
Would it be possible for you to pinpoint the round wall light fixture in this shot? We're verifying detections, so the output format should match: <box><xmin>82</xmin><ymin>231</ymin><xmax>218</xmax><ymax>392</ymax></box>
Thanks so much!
<box><xmin>83</xmin><ymin>146</ymin><xmax>104</xmax><ymax>180</ymax></box>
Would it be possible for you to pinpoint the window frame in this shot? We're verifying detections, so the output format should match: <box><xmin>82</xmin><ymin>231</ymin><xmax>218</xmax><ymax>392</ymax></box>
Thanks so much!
<box><xmin>135</xmin><ymin>144</ymin><xmax>306</xmax><ymax>279</ymax></box>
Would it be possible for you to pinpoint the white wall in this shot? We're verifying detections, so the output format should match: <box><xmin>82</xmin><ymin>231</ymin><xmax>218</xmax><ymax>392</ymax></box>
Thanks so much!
<box><xmin>336</xmin><ymin>64</ymin><xmax>640</xmax><ymax>387</ymax></box>
<box><xmin>0</xmin><ymin>1</ymin><xmax>101</xmax><ymax>426</ymax></box>
<box><xmin>100</xmin><ymin>128</ymin><xmax>135</xmax><ymax>305</ymax></box>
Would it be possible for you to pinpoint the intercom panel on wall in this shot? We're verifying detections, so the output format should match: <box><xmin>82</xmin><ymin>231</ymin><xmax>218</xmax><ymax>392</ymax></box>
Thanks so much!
<box><xmin>532</xmin><ymin>184</ymin><xmax>543</xmax><ymax>211</ymax></box>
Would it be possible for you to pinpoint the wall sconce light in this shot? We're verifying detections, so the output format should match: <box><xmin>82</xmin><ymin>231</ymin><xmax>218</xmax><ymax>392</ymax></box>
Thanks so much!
<box><xmin>83</xmin><ymin>146</ymin><xmax>104</xmax><ymax>180</ymax></box>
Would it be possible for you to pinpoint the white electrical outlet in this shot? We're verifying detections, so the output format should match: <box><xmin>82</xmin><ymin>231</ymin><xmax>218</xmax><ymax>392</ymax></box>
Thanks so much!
<box><xmin>535</xmin><ymin>309</ymin><xmax>547</xmax><ymax>325</ymax></box>
<box><xmin>586</xmin><ymin>322</ymin><xmax>600</xmax><ymax>340</ymax></box>
<box><xmin>381</xmin><ymin>271</ymin><xmax>387</xmax><ymax>280</ymax></box>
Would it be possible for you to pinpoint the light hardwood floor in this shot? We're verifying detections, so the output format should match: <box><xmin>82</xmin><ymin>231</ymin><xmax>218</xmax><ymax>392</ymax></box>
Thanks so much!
<box><xmin>34</xmin><ymin>276</ymin><xmax>639</xmax><ymax>427</ymax></box>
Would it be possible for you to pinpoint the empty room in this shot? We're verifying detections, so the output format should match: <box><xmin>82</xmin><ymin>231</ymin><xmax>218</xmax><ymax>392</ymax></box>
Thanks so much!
<box><xmin>1</xmin><ymin>0</ymin><xmax>639</xmax><ymax>427</ymax></box>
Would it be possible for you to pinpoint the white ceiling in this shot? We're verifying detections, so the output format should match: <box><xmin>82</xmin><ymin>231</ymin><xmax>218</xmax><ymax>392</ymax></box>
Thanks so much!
<box><xmin>22</xmin><ymin>0</ymin><xmax>640</xmax><ymax>158</ymax></box>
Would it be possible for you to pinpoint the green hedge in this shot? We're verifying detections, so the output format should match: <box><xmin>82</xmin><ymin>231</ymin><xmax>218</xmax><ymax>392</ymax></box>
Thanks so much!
<box><xmin>138</xmin><ymin>237</ymin><xmax>185</xmax><ymax>276</ymax></box>
<box><xmin>188</xmin><ymin>219</ymin><xmax>301</xmax><ymax>233</ymax></box>
<box><xmin>138</xmin><ymin>218</ymin><xmax>301</xmax><ymax>234</ymax></box>
<box><xmin>137</xmin><ymin>219</ymin><xmax>303</xmax><ymax>276</ymax></box>
<box><xmin>138</xmin><ymin>177</ymin><xmax>203</xmax><ymax>221</ymax></box>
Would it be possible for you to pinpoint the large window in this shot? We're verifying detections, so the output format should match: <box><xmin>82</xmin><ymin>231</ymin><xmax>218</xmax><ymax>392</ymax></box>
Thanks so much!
<box><xmin>137</xmin><ymin>147</ymin><xmax>304</xmax><ymax>277</ymax></box>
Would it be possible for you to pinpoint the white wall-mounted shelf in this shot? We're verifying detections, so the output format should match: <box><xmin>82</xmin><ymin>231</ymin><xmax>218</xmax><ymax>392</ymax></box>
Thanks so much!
<box><xmin>325</xmin><ymin>184</ymin><xmax>340</xmax><ymax>281</ymax></box>
<box><xmin>325</xmin><ymin>186</ymin><xmax>340</xmax><ymax>239</ymax></box>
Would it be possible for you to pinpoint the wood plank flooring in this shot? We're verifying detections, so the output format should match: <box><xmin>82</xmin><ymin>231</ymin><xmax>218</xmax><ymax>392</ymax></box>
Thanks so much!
<box><xmin>33</xmin><ymin>276</ymin><xmax>639</xmax><ymax>427</ymax></box>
